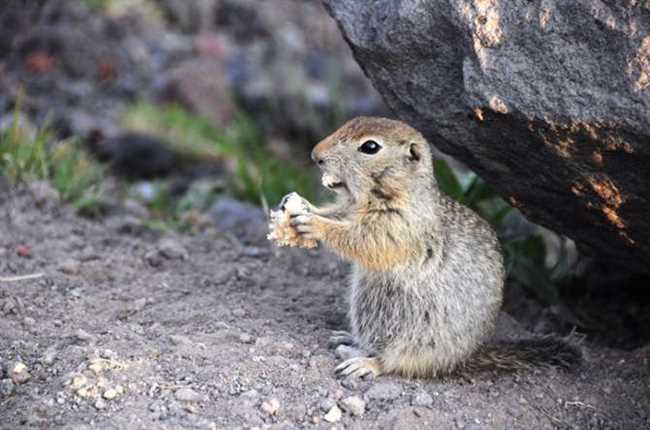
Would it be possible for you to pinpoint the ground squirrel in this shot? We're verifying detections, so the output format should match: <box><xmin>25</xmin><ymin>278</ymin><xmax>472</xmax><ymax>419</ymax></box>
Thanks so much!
<box><xmin>287</xmin><ymin>116</ymin><xmax>581</xmax><ymax>379</ymax></box>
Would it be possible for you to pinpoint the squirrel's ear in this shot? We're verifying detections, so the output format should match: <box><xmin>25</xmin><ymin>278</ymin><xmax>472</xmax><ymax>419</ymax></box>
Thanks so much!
<box><xmin>408</xmin><ymin>143</ymin><xmax>422</xmax><ymax>162</ymax></box>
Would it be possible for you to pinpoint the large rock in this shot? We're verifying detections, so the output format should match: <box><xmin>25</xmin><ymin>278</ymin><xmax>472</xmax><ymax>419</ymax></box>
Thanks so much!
<box><xmin>325</xmin><ymin>0</ymin><xmax>650</xmax><ymax>273</ymax></box>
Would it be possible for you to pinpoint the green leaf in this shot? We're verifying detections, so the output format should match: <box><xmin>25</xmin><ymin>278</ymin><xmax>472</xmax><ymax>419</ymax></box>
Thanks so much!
<box><xmin>434</xmin><ymin>159</ymin><xmax>463</xmax><ymax>200</ymax></box>
<box><xmin>521</xmin><ymin>235</ymin><xmax>546</xmax><ymax>267</ymax></box>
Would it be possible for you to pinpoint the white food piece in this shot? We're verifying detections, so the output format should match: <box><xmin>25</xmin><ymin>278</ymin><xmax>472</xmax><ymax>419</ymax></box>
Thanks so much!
<box><xmin>267</xmin><ymin>193</ymin><xmax>317</xmax><ymax>249</ymax></box>
<box><xmin>283</xmin><ymin>192</ymin><xmax>309</xmax><ymax>215</ymax></box>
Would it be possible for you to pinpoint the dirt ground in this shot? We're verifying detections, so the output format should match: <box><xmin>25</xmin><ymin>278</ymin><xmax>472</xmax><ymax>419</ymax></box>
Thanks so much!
<box><xmin>1</xmin><ymin>187</ymin><xmax>649</xmax><ymax>430</ymax></box>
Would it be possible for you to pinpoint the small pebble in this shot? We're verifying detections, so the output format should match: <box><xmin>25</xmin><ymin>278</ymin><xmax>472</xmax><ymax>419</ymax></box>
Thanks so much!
<box><xmin>260</xmin><ymin>397</ymin><xmax>280</xmax><ymax>415</ymax></box>
<box><xmin>175</xmin><ymin>387</ymin><xmax>203</xmax><ymax>402</ymax></box>
<box><xmin>58</xmin><ymin>259</ymin><xmax>81</xmax><ymax>275</ymax></box>
<box><xmin>73</xmin><ymin>329</ymin><xmax>94</xmax><ymax>343</ymax></box>
<box><xmin>365</xmin><ymin>382</ymin><xmax>402</xmax><ymax>401</ymax></box>
<box><xmin>412</xmin><ymin>391</ymin><xmax>434</xmax><ymax>407</ymax></box>
<box><xmin>16</xmin><ymin>245</ymin><xmax>32</xmax><ymax>258</ymax></box>
<box><xmin>101</xmin><ymin>349</ymin><xmax>118</xmax><ymax>360</ymax></box>
<box><xmin>0</xmin><ymin>379</ymin><xmax>15</xmax><ymax>397</ymax></box>
<box><xmin>231</xmin><ymin>308</ymin><xmax>246</xmax><ymax>318</ymax></box>
<box><xmin>94</xmin><ymin>398</ymin><xmax>107</xmax><ymax>410</ymax></box>
<box><xmin>158</xmin><ymin>239</ymin><xmax>189</xmax><ymax>260</ymax></box>
<box><xmin>320</xmin><ymin>398</ymin><xmax>336</xmax><ymax>412</ymax></box>
<box><xmin>323</xmin><ymin>405</ymin><xmax>342</xmax><ymax>423</ymax></box>
<box><xmin>88</xmin><ymin>359</ymin><xmax>105</xmax><ymax>374</ymax></box>
<box><xmin>169</xmin><ymin>334</ymin><xmax>192</xmax><ymax>346</ymax></box>
<box><xmin>240</xmin><ymin>389</ymin><xmax>260</xmax><ymax>400</ymax></box>
<box><xmin>145</xmin><ymin>250</ymin><xmax>163</xmax><ymax>267</ymax></box>
<box><xmin>10</xmin><ymin>362</ymin><xmax>31</xmax><ymax>385</ymax></box>
<box><xmin>123</xmin><ymin>198</ymin><xmax>150</xmax><ymax>218</ymax></box>
<box><xmin>239</xmin><ymin>333</ymin><xmax>254</xmax><ymax>344</ymax></box>
<box><xmin>340</xmin><ymin>395</ymin><xmax>365</xmax><ymax>416</ymax></box>
<box><xmin>70</xmin><ymin>374</ymin><xmax>88</xmax><ymax>390</ymax></box>
<box><xmin>103</xmin><ymin>388</ymin><xmax>118</xmax><ymax>400</ymax></box>
<box><xmin>29</xmin><ymin>180</ymin><xmax>60</xmax><ymax>206</ymax></box>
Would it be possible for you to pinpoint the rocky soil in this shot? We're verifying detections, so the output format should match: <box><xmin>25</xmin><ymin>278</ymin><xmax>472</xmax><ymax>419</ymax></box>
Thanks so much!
<box><xmin>1</xmin><ymin>187</ymin><xmax>649</xmax><ymax>429</ymax></box>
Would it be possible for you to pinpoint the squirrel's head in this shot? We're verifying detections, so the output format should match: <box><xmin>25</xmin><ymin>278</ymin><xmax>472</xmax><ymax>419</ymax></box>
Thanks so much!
<box><xmin>311</xmin><ymin>117</ymin><xmax>433</xmax><ymax>203</ymax></box>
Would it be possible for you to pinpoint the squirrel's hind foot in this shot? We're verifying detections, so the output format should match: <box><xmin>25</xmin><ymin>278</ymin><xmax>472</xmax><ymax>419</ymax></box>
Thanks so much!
<box><xmin>335</xmin><ymin>356</ymin><xmax>383</xmax><ymax>379</ymax></box>
<box><xmin>328</xmin><ymin>330</ymin><xmax>357</xmax><ymax>349</ymax></box>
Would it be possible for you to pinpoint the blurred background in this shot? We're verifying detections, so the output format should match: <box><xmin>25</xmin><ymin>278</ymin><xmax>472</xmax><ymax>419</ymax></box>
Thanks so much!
<box><xmin>1</xmin><ymin>0</ymin><xmax>648</xmax><ymax>349</ymax></box>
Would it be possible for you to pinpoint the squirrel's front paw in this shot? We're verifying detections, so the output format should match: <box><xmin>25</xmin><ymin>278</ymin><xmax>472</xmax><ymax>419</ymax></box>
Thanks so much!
<box><xmin>290</xmin><ymin>213</ymin><xmax>321</xmax><ymax>241</ymax></box>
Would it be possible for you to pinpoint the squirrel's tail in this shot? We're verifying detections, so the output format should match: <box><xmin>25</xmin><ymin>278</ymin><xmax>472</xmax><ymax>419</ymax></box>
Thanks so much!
<box><xmin>461</xmin><ymin>336</ymin><xmax>583</xmax><ymax>374</ymax></box>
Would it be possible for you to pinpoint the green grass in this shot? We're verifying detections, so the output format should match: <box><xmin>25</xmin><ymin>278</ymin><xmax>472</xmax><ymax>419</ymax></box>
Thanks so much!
<box><xmin>81</xmin><ymin>0</ymin><xmax>165</xmax><ymax>29</ymax></box>
<box><xmin>123</xmin><ymin>102</ymin><xmax>317</xmax><ymax>209</ymax></box>
<box><xmin>434</xmin><ymin>159</ymin><xmax>512</xmax><ymax>226</ymax></box>
<box><xmin>0</xmin><ymin>109</ymin><xmax>104</xmax><ymax>208</ymax></box>
<box><xmin>81</xmin><ymin>0</ymin><xmax>109</xmax><ymax>10</ymax></box>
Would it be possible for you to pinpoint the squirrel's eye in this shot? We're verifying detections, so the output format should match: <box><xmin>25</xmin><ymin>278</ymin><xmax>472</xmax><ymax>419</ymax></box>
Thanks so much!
<box><xmin>358</xmin><ymin>140</ymin><xmax>381</xmax><ymax>155</ymax></box>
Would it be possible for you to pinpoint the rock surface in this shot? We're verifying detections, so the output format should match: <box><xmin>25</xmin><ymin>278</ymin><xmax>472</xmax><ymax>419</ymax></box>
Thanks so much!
<box><xmin>325</xmin><ymin>0</ymin><xmax>650</xmax><ymax>273</ymax></box>
<box><xmin>340</xmin><ymin>395</ymin><xmax>366</xmax><ymax>416</ymax></box>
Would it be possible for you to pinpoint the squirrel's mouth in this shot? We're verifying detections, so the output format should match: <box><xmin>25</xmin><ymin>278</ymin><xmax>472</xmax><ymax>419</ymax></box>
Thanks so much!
<box><xmin>322</xmin><ymin>173</ymin><xmax>346</xmax><ymax>191</ymax></box>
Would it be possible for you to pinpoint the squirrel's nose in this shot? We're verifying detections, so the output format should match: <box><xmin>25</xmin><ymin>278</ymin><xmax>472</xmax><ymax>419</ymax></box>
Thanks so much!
<box><xmin>311</xmin><ymin>150</ymin><xmax>325</xmax><ymax>166</ymax></box>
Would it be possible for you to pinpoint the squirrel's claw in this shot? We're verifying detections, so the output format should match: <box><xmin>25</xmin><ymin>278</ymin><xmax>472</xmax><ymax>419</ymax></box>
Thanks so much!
<box><xmin>335</xmin><ymin>357</ymin><xmax>382</xmax><ymax>379</ymax></box>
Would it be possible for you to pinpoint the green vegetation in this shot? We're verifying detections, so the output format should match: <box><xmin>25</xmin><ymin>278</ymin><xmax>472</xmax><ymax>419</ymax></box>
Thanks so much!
<box><xmin>80</xmin><ymin>0</ymin><xmax>108</xmax><ymax>10</ymax></box>
<box><xmin>81</xmin><ymin>0</ymin><xmax>151</xmax><ymax>12</ymax></box>
<box><xmin>123</xmin><ymin>102</ymin><xmax>317</xmax><ymax>209</ymax></box>
<box><xmin>433</xmin><ymin>159</ymin><xmax>511</xmax><ymax>226</ymax></box>
<box><xmin>0</xmin><ymin>100</ymin><xmax>316</xmax><ymax>229</ymax></box>
<box><xmin>0</xmin><ymin>109</ymin><xmax>104</xmax><ymax>209</ymax></box>
<box><xmin>80</xmin><ymin>0</ymin><xmax>181</xmax><ymax>28</ymax></box>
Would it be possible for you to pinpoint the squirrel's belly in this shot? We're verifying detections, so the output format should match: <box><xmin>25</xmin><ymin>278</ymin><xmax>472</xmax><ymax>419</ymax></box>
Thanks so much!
<box><xmin>350</xmin><ymin>270</ymin><xmax>436</xmax><ymax>353</ymax></box>
<box><xmin>350</xmin><ymin>262</ymin><xmax>501</xmax><ymax>375</ymax></box>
